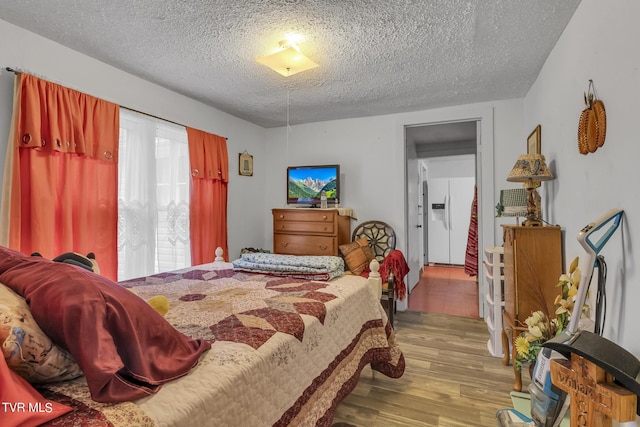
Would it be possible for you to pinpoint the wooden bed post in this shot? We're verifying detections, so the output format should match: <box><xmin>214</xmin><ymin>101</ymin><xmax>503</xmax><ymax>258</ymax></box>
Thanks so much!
<box><xmin>212</xmin><ymin>247</ymin><xmax>234</xmax><ymax>269</ymax></box>
<box><xmin>368</xmin><ymin>259</ymin><xmax>382</xmax><ymax>300</ymax></box>
<box><xmin>214</xmin><ymin>247</ymin><xmax>225</xmax><ymax>262</ymax></box>
<box><xmin>369</xmin><ymin>259</ymin><xmax>395</xmax><ymax>326</ymax></box>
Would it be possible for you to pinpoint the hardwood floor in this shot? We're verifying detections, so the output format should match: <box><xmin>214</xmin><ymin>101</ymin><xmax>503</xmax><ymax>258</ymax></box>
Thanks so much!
<box><xmin>333</xmin><ymin>311</ymin><xmax>528</xmax><ymax>427</ymax></box>
<box><xmin>408</xmin><ymin>265</ymin><xmax>479</xmax><ymax>318</ymax></box>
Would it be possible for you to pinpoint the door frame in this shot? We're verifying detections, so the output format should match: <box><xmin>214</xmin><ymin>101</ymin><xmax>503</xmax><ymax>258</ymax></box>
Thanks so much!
<box><xmin>422</xmin><ymin>174</ymin><xmax>428</xmax><ymax>266</ymax></box>
<box><xmin>398</xmin><ymin>106</ymin><xmax>495</xmax><ymax>318</ymax></box>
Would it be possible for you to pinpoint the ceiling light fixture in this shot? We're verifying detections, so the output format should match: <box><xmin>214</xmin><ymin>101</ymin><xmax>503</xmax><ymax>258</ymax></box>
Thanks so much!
<box><xmin>256</xmin><ymin>40</ymin><xmax>318</xmax><ymax>77</ymax></box>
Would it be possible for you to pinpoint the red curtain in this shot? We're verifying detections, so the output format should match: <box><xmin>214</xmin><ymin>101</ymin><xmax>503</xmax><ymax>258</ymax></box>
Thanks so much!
<box><xmin>4</xmin><ymin>74</ymin><xmax>119</xmax><ymax>279</ymax></box>
<box><xmin>186</xmin><ymin>127</ymin><xmax>228</xmax><ymax>264</ymax></box>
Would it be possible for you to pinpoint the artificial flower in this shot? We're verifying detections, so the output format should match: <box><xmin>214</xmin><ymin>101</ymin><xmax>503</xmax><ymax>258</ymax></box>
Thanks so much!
<box><xmin>569</xmin><ymin>256</ymin><xmax>579</xmax><ymax>274</ymax></box>
<box><xmin>515</xmin><ymin>335</ymin><xmax>530</xmax><ymax>357</ymax></box>
<box><xmin>525</xmin><ymin>311</ymin><xmax>545</xmax><ymax>328</ymax></box>
<box><xmin>528</xmin><ymin>325</ymin><xmax>544</xmax><ymax>339</ymax></box>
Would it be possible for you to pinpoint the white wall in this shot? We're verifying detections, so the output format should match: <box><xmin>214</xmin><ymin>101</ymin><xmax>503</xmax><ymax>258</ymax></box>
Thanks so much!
<box><xmin>264</xmin><ymin>115</ymin><xmax>400</xmax><ymax>239</ymax></box>
<box><xmin>0</xmin><ymin>18</ymin><xmax>267</xmax><ymax>261</ymax></box>
<box><xmin>524</xmin><ymin>0</ymin><xmax>640</xmax><ymax>357</ymax></box>
<box><xmin>425</xmin><ymin>155</ymin><xmax>475</xmax><ymax>179</ymax></box>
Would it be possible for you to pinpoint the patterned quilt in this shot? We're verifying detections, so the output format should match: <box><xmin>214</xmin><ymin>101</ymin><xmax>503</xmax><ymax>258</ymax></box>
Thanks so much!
<box><xmin>39</xmin><ymin>264</ymin><xmax>405</xmax><ymax>427</ymax></box>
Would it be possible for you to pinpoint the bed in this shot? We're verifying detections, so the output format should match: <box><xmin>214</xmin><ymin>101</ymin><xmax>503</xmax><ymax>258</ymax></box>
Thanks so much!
<box><xmin>0</xmin><ymin>247</ymin><xmax>404</xmax><ymax>427</ymax></box>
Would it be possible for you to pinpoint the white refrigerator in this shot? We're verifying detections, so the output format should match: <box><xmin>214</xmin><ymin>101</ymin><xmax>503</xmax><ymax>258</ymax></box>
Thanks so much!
<box><xmin>427</xmin><ymin>177</ymin><xmax>475</xmax><ymax>265</ymax></box>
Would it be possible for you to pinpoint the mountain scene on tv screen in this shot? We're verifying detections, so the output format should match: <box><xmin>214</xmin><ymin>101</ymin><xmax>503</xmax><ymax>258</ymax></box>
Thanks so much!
<box><xmin>289</xmin><ymin>176</ymin><xmax>337</xmax><ymax>199</ymax></box>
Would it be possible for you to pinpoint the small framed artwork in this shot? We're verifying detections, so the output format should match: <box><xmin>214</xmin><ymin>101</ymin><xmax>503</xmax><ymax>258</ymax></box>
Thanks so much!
<box><xmin>527</xmin><ymin>125</ymin><xmax>541</xmax><ymax>154</ymax></box>
<box><xmin>239</xmin><ymin>151</ymin><xmax>253</xmax><ymax>176</ymax></box>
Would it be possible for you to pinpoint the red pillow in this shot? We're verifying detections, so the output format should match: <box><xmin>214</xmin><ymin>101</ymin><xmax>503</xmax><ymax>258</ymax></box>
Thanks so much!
<box><xmin>0</xmin><ymin>247</ymin><xmax>211</xmax><ymax>403</ymax></box>
<box><xmin>0</xmin><ymin>356</ymin><xmax>72</xmax><ymax>427</ymax></box>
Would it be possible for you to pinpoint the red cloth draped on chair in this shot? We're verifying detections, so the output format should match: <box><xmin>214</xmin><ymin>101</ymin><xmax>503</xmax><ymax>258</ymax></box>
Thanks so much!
<box><xmin>378</xmin><ymin>249</ymin><xmax>410</xmax><ymax>301</ymax></box>
<box><xmin>186</xmin><ymin>127</ymin><xmax>228</xmax><ymax>264</ymax></box>
<box><xmin>464</xmin><ymin>185</ymin><xmax>478</xmax><ymax>276</ymax></box>
<box><xmin>1</xmin><ymin>73</ymin><xmax>119</xmax><ymax>279</ymax></box>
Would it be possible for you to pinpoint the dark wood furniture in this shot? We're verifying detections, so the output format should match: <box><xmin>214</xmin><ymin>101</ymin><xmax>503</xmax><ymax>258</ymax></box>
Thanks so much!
<box><xmin>500</xmin><ymin>225</ymin><xmax>562</xmax><ymax>391</ymax></box>
<box><xmin>272</xmin><ymin>208</ymin><xmax>350</xmax><ymax>256</ymax></box>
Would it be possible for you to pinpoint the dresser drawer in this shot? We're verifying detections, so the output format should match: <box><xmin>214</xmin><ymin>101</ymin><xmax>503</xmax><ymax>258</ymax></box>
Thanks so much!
<box><xmin>274</xmin><ymin>234</ymin><xmax>336</xmax><ymax>256</ymax></box>
<box><xmin>271</xmin><ymin>208</ymin><xmax>350</xmax><ymax>257</ymax></box>
<box><xmin>273</xmin><ymin>209</ymin><xmax>336</xmax><ymax>223</ymax></box>
<box><xmin>274</xmin><ymin>220</ymin><xmax>335</xmax><ymax>235</ymax></box>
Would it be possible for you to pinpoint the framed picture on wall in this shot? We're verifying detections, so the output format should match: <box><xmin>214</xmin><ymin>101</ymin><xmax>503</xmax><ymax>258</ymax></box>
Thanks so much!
<box><xmin>239</xmin><ymin>151</ymin><xmax>253</xmax><ymax>176</ymax></box>
<box><xmin>527</xmin><ymin>125</ymin><xmax>541</xmax><ymax>154</ymax></box>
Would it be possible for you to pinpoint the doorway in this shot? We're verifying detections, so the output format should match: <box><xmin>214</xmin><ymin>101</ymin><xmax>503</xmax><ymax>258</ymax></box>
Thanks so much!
<box><xmin>405</xmin><ymin>121</ymin><xmax>479</xmax><ymax>317</ymax></box>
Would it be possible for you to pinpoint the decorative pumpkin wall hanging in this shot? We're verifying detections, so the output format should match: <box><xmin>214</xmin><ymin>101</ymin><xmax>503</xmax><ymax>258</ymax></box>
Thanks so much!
<box><xmin>578</xmin><ymin>80</ymin><xmax>606</xmax><ymax>155</ymax></box>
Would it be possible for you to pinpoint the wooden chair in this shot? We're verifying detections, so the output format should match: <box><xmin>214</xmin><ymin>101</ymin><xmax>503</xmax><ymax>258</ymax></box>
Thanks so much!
<box><xmin>352</xmin><ymin>221</ymin><xmax>397</xmax><ymax>325</ymax></box>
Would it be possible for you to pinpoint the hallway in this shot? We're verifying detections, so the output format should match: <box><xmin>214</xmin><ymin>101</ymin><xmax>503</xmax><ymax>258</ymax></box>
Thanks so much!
<box><xmin>407</xmin><ymin>264</ymin><xmax>479</xmax><ymax>318</ymax></box>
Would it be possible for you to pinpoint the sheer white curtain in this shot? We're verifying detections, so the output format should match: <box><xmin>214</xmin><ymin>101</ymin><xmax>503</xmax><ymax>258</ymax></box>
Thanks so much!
<box><xmin>117</xmin><ymin>109</ymin><xmax>191</xmax><ymax>281</ymax></box>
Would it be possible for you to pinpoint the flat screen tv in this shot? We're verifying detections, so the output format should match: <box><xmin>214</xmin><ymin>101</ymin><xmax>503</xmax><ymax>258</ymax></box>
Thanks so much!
<box><xmin>287</xmin><ymin>164</ymin><xmax>340</xmax><ymax>207</ymax></box>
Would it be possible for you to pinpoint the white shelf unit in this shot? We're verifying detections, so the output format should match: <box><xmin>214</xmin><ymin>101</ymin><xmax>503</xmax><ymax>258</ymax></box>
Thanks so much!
<box><xmin>484</xmin><ymin>246</ymin><xmax>504</xmax><ymax>357</ymax></box>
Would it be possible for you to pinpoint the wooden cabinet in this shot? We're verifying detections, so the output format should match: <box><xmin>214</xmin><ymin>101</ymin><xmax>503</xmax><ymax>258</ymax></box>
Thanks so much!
<box><xmin>272</xmin><ymin>208</ymin><xmax>351</xmax><ymax>256</ymax></box>
<box><xmin>501</xmin><ymin>225</ymin><xmax>562</xmax><ymax>391</ymax></box>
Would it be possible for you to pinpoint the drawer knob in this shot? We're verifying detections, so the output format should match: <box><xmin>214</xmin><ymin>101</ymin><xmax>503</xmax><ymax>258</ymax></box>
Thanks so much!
<box><xmin>322</xmin><ymin>215</ymin><xmax>327</xmax><ymax>220</ymax></box>
<box><xmin>279</xmin><ymin>242</ymin><xmax>288</xmax><ymax>247</ymax></box>
<box><xmin>319</xmin><ymin>244</ymin><xmax>328</xmax><ymax>250</ymax></box>
<box><xmin>280</xmin><ymin>225</ymin><xmax>285</xmax><ymax>229</ymax></box>
<box><xmin>279</xmin><ymin>215</ymin><xmax>284</xmax><ymax>219</ymax></box>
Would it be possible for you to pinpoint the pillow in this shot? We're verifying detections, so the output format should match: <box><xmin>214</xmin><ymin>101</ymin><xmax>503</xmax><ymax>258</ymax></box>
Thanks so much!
<box><xmin>0</xmin><ymin>246</ymin><xmax>211</xmax><ymax>403</ymax></box>
<box><xmin>339</xmin><ymin>237</ymin><xmax>374</xmax><ymax>275</ymax></box>
<box><xmin>0</xmin><ymin>283</ymin><xmax>83</xmax><ymax>384</ymax></box>
<box><xmin>0</xmin><ymin>354</ymin><xmax>72</xmax><ymax>426</ymax></box>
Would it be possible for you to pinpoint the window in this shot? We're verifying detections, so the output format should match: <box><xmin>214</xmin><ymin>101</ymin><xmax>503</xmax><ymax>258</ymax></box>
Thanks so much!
<box><xmin>117</xmin><ymin>109</ymin><xmax>191</xmax><ymax>281</ymax></box>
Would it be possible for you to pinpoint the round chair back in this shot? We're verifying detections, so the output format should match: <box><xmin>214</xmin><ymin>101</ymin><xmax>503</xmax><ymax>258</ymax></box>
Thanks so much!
<box><xmin>351</xmin><ymin>221</ymin><xmax>396</xmax><ymax>262</ymax></box>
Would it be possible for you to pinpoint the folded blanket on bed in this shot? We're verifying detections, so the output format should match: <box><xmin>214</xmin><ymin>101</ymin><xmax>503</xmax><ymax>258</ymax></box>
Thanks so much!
<box><xmin>232</xmin><ymin>253</ymin><xmax>344</xmax><ymax>280</ymax></box>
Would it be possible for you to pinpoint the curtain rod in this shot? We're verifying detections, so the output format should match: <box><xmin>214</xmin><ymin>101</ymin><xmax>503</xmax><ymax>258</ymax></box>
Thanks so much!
<box><xmin>5</xmin><ymin>67</ymin><xmax>227</xmax><ymax>140</ymax></box>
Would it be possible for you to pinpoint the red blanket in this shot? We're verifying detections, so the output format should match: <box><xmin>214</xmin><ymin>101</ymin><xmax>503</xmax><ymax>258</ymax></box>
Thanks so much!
<box><xmin>0</xmin><ymin>247</ymin><xmax>210</xmax><ymax>403</ymax></box>
<box><xmin>364</xmin><ymin>250</ymin><xmax>410</xmax><ymax>301</ymax></box>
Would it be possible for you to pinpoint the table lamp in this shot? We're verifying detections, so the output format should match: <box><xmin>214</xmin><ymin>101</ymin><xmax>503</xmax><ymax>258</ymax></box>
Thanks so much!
<box><xmin>506</xmin><ymin>154</ymin><xmax>554</xmax><ymax>226</ymax></box>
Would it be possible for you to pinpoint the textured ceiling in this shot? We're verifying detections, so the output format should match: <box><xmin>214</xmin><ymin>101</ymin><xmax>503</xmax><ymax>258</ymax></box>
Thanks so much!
<box><xmin>0</xmin><ymin>0</ymin><xmax>580</xmax><ymax>128</ymax></box>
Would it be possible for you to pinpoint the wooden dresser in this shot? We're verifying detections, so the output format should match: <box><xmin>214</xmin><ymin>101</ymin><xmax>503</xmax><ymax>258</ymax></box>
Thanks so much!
<box><xmin>501</xmin><ymin>225</ymin><xmax>562</xmax><ymax>391</ymax></box>
<box><xmin>272</xmin><ymin>208</ymin><xmax>351</xmax><ymax>256</ymax></box>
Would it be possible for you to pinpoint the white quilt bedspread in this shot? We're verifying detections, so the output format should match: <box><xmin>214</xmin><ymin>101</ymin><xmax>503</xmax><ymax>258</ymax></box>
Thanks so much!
<box><xmin>39</xmin><ymin>265</ymin><xmax>405</xmax><ymax>427</ymax></box>
<box><xmin>137</xmin><ymin>270</ymin><xmax>402</xmax><ymax>427</ymax></box>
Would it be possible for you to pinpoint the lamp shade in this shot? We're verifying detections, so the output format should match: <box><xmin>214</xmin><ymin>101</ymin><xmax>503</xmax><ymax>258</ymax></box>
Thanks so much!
<box><xmin>256</xmin><ymin>42</ymin><xmax>318</xmax><ymax>77</ymax></box>
<box><xmin>507</xmin><ymin>154</ymin><xmax>554</xmax><ymax>183</ymax></box>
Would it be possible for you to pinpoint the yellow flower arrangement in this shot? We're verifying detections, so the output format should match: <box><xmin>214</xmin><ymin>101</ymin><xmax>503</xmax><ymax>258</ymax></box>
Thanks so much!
<box><xmin>514</xmin><ymin>257</ymin><xmax>585</xmax><ymax>371</ymax></box>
